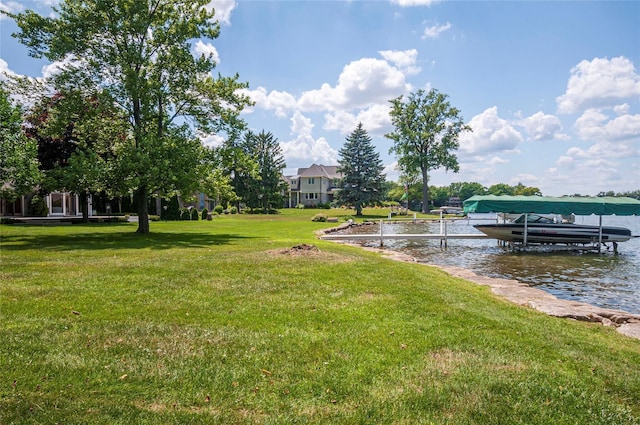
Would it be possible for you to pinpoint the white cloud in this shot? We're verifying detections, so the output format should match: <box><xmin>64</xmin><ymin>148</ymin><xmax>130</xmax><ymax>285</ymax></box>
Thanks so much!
<box><xmin>199</xmin><ymin>132</ymin><xmax>226</xmax><ymax>148</ymax></box>
<box><xmin>323</xmin><ymin>104</ymin><xmax>392</xmax><ymax>135</ymax></box>
<box><xmin>509</xmin><ymin>173</ymin><xmax>540</xmax><ymax>186</ymax></box>
<box><xmin>378</xmin><ymin>49</ymin><xmax>421</xmax><ymax>75</ymax></box>
<box><xmin>297</xmin><ymin>55</ymin><xmax>411</xmax><ymax>112</ymax></box>
<box><xmin>239</xmin><ymin>87</ymin><xmax>297</xmax><ymax>118</ymax></box>
<box><xmin>575</xmin><ymin>108</ymin><xmax>640</xmax><ymax>142</ymax></box>
<box><xmin>41</xmin><ymin>55</ymin><xmax>83</xmax><ymax>79</ymax></box>
<box><xmin>556</xmin><ymin>56</ymin><xmax>640</xmax><ymax>114</ymax></box>
<box><xmin>519</xmin><ymin>111</ymin><xmax>564</xmax><ymax>141</ymax></box>
<box><xmin>204</xmin><ymin>0</ymin><xmax>236</xmax><ymax>25</ymax></box>
<box><xmin>391</xmin><ymin>0</ymin><xmax>440</xmax><ymax>7</ymax></box>
<box><xmin>0</xmin><ymin>58</ymin><xmax>16</xmax><ymax>80</ymax></box>
<box><xmin>0</xmin><ymin>1</ymin><xmax>22</xmax><ymax>19</ymax></box>
<box><xmin>280</xmin><ymin>112</ymin><xmax>339</xmax><ymax>167</ymax></box>
<box><xmin>547</xmin><ymin>155</ymin><xmax>630</xmax><ymax>196</ymax></box>
<box><xmin>459</xmin><ymin>107</ymin><xmax>523</xmax><ymax>155</ymax></box>
<box><xmin>422</xmin><ymin>22</ymin><xmax>451</xmax><ymax>39</ymax></box>
<box><xmin>193</xmin><ymin>40</ymin><xmax>219</xmax><ymax>64</ymax></box>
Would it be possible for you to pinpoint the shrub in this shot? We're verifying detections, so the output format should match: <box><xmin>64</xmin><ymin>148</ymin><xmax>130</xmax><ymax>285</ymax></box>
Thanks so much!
<box><xmin>316</xmin><ymin>202</ymin><xmax>331</xmax><ymax>209</ymax></box>
<box><xmin>229</xmin><ymin>206</ymin><xmax>238</xmax><ymax>214</ymax></box>
<box><xmin>180</xmin><ymin>208</ymin><xmax>191</xmax><ymax>220</ymax></box>
<box><xmin>190</xmin><ymin>208</ymin><xmax>199</xmax><ymax>221</ymax></box>
<box><xmin>149</xmin><ymin>215</ymin><xmax>160</xmax><ymax>221</ymax></box>
<box><xmin>201</xmin><ymin>208</ymin><xmax>208</xmax><ymax>220</ymax></box>
<box><xmin>163</xmin><ymin>196</ymin><xmax>180</xmax><ymax>220</ymax></box>
<box><xmin>214</xmin><ymin>205</ymin><xmax>224</xmax><ymax>215</ymax></box>
<box><xmin>311</xmin><ymin>213</ymin><xmax>327</xmax><ymax>222</ymax></box>
<box><xmin>29</xmin><ymin>195</ymin><xmax>48</xmax><ymax>217</ymax></box>
<box><xmin>296</xmin><ymin>203</ymin><xmax>305</xmax><ymax>209</ymax></box>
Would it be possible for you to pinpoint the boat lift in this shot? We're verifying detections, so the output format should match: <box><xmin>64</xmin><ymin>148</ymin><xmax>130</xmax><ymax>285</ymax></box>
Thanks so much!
<box><xmin>463</xmin><ymin>195</ymin><xmax>640</xmax><ymax>253</ymax></box>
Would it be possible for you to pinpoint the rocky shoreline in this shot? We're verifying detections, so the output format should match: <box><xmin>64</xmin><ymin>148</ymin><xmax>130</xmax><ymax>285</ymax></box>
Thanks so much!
<box><xmin>319</xmin><ymin>223</ymin><xmax>640</xmax><ymax>340</ymax></box>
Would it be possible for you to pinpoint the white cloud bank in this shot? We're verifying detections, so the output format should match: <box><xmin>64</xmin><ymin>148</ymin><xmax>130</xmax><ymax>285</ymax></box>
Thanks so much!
<box><xmin>556</xmin><ymin>56</ymin><xmax>640</xmax><ymax>114</ymax></box>
<box><xmin>280</xmin><ymin>112</ymin><xmax>339</xmax><ymax>169</ymax></box>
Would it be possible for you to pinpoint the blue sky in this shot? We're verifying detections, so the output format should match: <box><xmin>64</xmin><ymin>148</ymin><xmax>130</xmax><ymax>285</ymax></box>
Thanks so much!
<box><xmin>1</xmin><ymin>0</ymin><xmax>639</xmax><ymax>196</ymax></box>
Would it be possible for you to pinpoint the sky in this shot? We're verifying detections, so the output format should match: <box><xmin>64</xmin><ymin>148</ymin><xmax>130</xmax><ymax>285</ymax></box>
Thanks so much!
<box><xmin>1</xmin><ymin>0</ymin><xmax>639</xmax><ymax>196</ymax></box>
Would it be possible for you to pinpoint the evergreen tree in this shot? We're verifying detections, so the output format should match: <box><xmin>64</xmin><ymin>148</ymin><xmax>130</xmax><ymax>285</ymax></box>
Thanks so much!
<box><xmin>239</xmin><ymin>130</ymin><xmax>287</xmax><ymax>212</ymax></box>
<box><xmin>334</xmin><ymin>123</ymin><xmax>386</xmax><ymax>216</ymax></box>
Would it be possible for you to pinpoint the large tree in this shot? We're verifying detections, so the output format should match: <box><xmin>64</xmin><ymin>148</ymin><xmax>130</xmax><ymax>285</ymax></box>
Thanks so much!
<box><xmin>23</xmin><ymin>90</ymin><xmax>127</xmax><ymax>221</ymax></box>
<box><xmin>334</xmin><ymin>123</ymin><xmax>386</xmax><ymax>216</ymax></box>
<box><xmin>238</xmin><ymin>130</ymin><xmax>287</xmax><ymax>212</ymax></box>
<box><xmin>8</xmin><ymin>0</ymin><xmax>251</xmax><ymax>232</ymax></box>
<box><xmin>386</xmin><ymin>89</ymin><xmax>471</xmax><ymax>213</ymax></box>
<box><xmin>0</xmin><ymin>86</ymin><xmax>41</xmax><ymax>204</ymax></box>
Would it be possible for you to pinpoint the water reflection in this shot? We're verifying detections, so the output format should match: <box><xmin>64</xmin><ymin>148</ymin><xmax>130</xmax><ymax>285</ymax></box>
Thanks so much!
<box><xmin>341</xmin><ymin>216</ymin><xmax>640</xmax><ymax>314</ymax></box>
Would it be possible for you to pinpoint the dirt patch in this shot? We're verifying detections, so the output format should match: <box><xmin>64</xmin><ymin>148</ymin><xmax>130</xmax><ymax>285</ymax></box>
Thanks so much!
<box><xmin>270</xmin><ymin>244</ymin><xmax>351</xmax><ymax>263</ymax></box>
<box><xmin>276</xmin><ymin>243</ymin><xmax>321</xmax><ymax>256</ymax></box>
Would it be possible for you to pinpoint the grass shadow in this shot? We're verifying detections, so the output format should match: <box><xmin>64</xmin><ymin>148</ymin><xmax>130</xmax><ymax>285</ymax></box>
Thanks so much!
<box><xmin>0</xmin><ymin>228</ymin><xmax>256</xmax><ymax>252</ymax></box>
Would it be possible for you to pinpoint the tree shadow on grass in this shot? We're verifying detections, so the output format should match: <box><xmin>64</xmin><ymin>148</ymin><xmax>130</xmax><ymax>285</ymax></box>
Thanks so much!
<box><xmin>0</xmin><ymin>227</ymin><xmax>256</xmax><ymax>252</ymax></box>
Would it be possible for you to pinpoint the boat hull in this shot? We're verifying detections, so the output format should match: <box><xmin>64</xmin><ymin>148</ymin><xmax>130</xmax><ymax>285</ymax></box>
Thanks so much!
<box><xmin>474</xmin><ymin>223</ymin><xmax>632</xmax><ymax>244</ymax></box>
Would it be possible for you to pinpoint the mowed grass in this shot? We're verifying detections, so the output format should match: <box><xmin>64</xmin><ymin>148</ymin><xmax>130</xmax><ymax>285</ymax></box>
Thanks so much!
<box><xmin>1</xmin><ymin>209</ymin><xmax>639</xmax><ymax>424</ymax></box>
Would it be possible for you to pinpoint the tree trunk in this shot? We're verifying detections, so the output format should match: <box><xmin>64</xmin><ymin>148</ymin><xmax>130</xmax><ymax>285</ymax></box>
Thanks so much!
<box><xmin>81</xmin><ymin>190</ymin><xmax>89</xmax><ymax>223</ymax></box>
<box><xmin>421</xmin><ymin>167</ymin><xmax>430</xmax><ymax>214</ymax></box>
<box><xmin>135</xmin><ymin>186</ymin><xmax>150</xmax><ymax>233</ymax></box>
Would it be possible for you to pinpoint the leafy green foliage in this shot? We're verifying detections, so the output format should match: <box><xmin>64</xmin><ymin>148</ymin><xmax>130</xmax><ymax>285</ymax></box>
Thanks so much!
<box><xmin>386</xmin><ymin>89</ymin><xmax>471</xmax><ymax>213</ymax></box>
<box><xmin>311</xmin><ymin>213</ymin><xmax>327</xmax><ymax>222</ymax></box>
<box><xmin>237</xmin><ymin>130</ymin><xmax>288</xmax><ymax>212</ymax></box>
<box><xmin>9</xmin><ymin>0</ymin><xmax>252</xmax><ymax>232</ymax></box>
<box><xmin>23</xmin><ymin>90</ymin><xmax>128</xmax><ymax>221</ymax></box>
<box><xmin>334</xmin><ymin>123</ymin><xmax>385</xmax><ymax>216</ymax></box>
<box><xmin>0</xmin><ymin>86</ymin><xmax>41</xmax><ymax>200</ymax></box>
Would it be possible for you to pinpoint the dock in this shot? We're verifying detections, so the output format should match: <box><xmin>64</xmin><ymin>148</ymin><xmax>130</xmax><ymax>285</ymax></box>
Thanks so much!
<box><xmin>319</xmin><ymin>218</ymin><xmax>489</xmax><ymax>247</ymax></box>
<box><xmin>320</xmin><ymin>232</ymin><xmax>488</xmax><ymax>247</ymax></box>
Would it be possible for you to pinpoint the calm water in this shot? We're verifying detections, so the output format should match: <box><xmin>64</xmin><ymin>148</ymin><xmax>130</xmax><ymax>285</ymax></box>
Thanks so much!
<box><xmin>342</xmin><ymin>215</ymin><xmax>640</xmax><ymax>314</ymax></box>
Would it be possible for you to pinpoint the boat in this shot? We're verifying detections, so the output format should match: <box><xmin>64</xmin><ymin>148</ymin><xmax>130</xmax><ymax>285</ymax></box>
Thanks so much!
<box><xmin>474</xmin><ymin>213</ymin><xmax>633</xmax><ymax>244</ymax></box>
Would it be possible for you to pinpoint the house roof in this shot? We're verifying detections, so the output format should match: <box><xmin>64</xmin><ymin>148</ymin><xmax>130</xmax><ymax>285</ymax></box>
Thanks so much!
<box><xmin>296</xmin><ymin>164</ymin><xmax>341</xmax><ymax>179</ymax></box>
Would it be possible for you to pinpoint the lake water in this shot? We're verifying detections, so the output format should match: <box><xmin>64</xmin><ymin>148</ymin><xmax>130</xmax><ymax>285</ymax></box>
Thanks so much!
<box><xmin>340</xmin><ymin>215</ymin><xmax>640</xmax><ymax>314</ymax></box>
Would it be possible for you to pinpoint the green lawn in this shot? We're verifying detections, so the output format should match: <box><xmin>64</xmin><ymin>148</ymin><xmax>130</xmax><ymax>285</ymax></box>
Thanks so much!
<box><xmin>2</xmin><ymin>208</ymin><xmax>639</xmax><ymax>424</ymax></box>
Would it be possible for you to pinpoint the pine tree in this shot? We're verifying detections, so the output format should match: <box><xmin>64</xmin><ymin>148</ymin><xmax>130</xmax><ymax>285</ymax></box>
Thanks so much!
<box><xmin>335</xmin><ymin>123</ymin><xmax>386</xmax><ymax>216</ymax></box>
<box><xmin>239</xmin><ymin>130</ymin><xmax>287</xmax><ymax>212</ymax></box>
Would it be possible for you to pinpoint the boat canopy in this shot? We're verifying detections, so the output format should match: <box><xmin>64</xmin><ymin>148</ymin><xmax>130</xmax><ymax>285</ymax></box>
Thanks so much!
<box><xmin>463</xmin><ymin>195</ymin><xmax>640</xmax><ymax>216</ymax></box>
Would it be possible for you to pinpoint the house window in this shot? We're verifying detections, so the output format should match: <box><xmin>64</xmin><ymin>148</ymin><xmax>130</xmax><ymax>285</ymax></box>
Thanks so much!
<box><xmin>308</xmin><ymin>178</ymin><xmax>315</xmax><ymax>185</ymax></box>
<box><xmin>50</xmin><ymin>193</ymin><xmax>63</xmax><ymax>215</ymax></box>
<box><xmin>304</xmin><ymin>193</ymin><xmax>318</xmax><ymax>200</ymax></box>
<box><xmin>290</xmin><ymin>179</ymin><xmax>297</xmax><ymax>187</ymax></box>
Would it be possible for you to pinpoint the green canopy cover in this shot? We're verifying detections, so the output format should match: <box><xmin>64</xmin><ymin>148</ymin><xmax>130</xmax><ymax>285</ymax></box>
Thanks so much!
<box><xmin>463</xmin><ymin>195</ymin><xmax>640</xmax><ymax>216</ymax></box>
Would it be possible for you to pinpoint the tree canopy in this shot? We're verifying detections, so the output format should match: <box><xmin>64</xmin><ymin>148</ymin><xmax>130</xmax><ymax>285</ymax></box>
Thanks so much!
<box><xmin>237</xmin><ymin>130</ymin><xmax>287</xmax><ymax>212</ymax></box>
<box><xmin>334</xmin><ymin>123</ymin><xmax>386</xmax><ymax>216</ymax></box>
<box><xmin>386</xmin><ymin>89</ymin><xmax>471</xmax><ymax>213</ymax></box>
<box><xmin>0</xmin><ymin>86</ymin><xmax>41</xmax><ymax>202</ymax></box>
<box><xmin>8</xmin><ymin>0</ymin><xmax>252</xmax><ymax>232</ymax></box>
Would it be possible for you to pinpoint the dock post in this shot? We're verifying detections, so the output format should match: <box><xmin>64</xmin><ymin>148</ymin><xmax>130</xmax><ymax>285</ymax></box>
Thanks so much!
<box><xmin>444</xmin><ymin>219</ymin><xmax>448</xmax><ymax>248</ymax></box>
<box><xmin>379</xmin><ymin>219</ymin><xmax>384</xmax><ymax>247</ymax></box>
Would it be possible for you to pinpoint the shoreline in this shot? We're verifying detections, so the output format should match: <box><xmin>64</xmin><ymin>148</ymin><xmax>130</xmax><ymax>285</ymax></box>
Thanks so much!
<box><xmin>318</xmin><ymin>225</ymin><xmax>640</xmax><ymax>340</ymax></box>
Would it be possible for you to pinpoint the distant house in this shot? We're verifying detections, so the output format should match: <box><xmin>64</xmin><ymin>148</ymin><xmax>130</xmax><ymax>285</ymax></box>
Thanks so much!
<box><xmin>1</xmin><ymin>192</ymin><xmax>84</xmax><ymax>217</ymax></box>
<box><xmin>285</xmin><ymin>164</ymin><xmax>342</xmax><ymax>207</ymax></box>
